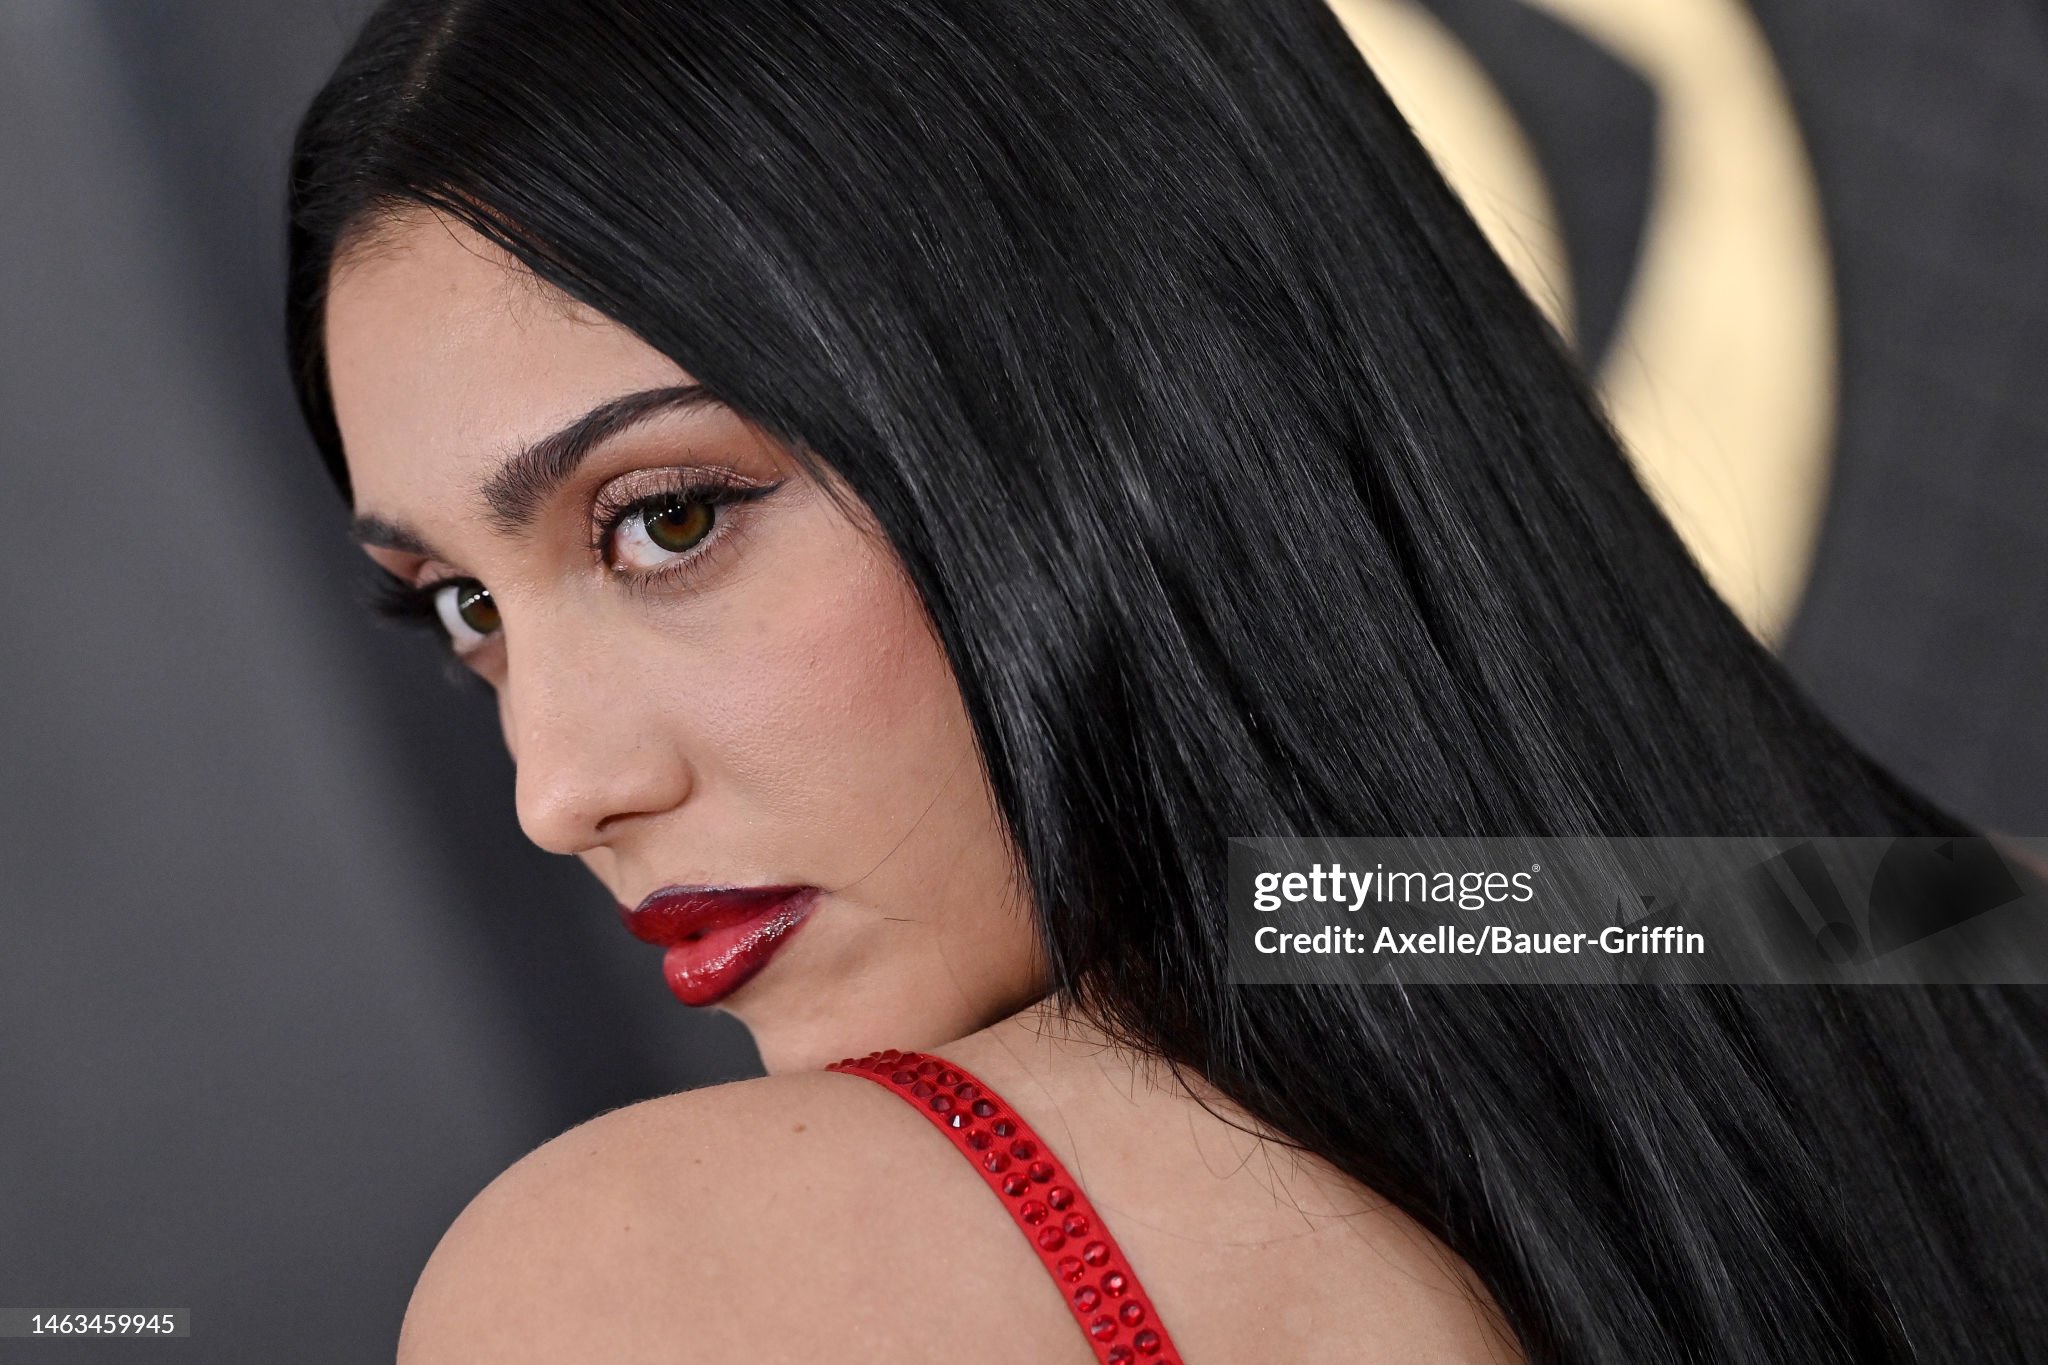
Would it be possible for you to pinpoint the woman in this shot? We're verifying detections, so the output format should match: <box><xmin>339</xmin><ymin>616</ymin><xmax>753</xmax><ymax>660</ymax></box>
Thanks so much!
<box><xmin>285</xmin><ymin>1</ymin><xmax>2048</xmax><ymax>1360</ymax></box>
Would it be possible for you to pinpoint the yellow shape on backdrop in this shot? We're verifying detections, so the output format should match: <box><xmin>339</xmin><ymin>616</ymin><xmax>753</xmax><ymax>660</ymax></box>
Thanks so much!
<box><xmin>1326</xmin><ymin>0</ymin><xmax>1836</xmax><ymax>647</ymax></box>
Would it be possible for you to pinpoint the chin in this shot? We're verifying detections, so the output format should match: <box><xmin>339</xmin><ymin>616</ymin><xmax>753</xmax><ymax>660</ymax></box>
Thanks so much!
<box><xmin>736</xmin><ymin>1006</ymin><xmax>903</xmax><ymax>1076</ymax></box>
<box><xmin>732</xmin><ymin>988</ymin><xmax>993</xmax><ymax>1077</ymax></box>
<box><xmin>749</xmin><ymin>1031</ymin><xmax>837</xmax><ymax>1076</ymax></box>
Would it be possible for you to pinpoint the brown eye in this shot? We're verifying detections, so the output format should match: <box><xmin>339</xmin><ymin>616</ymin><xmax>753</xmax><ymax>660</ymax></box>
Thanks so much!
<box><xmin>612</xmin><ymin>493</ymin><xmax>719</xmax><ymax>570</ymax></box>
<box><xmin>644</xmin><ymin>496</ymin><xmax>714</xmax><ymax>552</ymax></box>
<box><xmin>432</xmin><ymin>579</ymin><xmax>499</xmax><ymax>649</ymax></box>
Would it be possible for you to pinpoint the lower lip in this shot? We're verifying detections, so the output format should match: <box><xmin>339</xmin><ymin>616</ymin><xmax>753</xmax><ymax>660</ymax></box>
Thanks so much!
<box><xmin>659</xmin><ymin>888</ymin><xmax>821</xmax><ymax>1008</ymax></box>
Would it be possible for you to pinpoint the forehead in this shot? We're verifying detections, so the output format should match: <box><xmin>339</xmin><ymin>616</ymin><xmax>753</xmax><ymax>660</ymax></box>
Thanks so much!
<box><xmin>323</xmin><ymin>209</ymin><xmax>689</xmax><ymax>505</ymax></box>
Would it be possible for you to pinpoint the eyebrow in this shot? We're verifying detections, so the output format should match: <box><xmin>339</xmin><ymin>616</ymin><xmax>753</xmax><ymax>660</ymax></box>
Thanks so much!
<box><xmin>347</xmin><ymin>382</ymin><xmax>721</xmax><ymax>555</ymax></box>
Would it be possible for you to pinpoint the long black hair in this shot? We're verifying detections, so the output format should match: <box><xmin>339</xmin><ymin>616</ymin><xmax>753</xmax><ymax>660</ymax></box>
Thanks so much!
<box><xmin>285</xmin><ymin>2</ymin><xmax>2048</xmax><ymax>1359</ymax></box>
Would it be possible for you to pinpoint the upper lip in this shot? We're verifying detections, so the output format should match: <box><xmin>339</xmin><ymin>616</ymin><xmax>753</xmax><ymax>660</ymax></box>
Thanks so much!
<box><xmin>617</xmin><ymin>884</ymin><xmax>817</xmax><ymax>947</ymax></box>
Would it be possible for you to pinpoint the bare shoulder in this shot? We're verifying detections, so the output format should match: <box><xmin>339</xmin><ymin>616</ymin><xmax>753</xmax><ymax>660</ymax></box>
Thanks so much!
<box><xmin>396</xmin><ymin>1008</ymin><xmax>1525</xmax><ymax>1364</ymax></box>
<box><xmin>942</xmin><ymin>1007</ymin><xmax>1529</xmax><ymax>1364</ymax></box>
<box><xmin>395</xmin><ymin>1068</ymin><xmax>1095</xmax><ymax>1365</ymax></box>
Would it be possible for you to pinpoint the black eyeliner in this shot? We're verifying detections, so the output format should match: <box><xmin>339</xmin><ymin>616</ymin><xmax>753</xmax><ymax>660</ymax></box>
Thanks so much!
<box><xmin>587</xmin><ymin>471</ymin><xmax>785</xmax><ymax>560</ymax></box>
<box><xmin>356</xmin><ymin>472</ymin><xmax>785</xmax><ymax>639</ymax></box>
<box><xmin>363</xmin><ymin>572</ymin><xmax>452</xmax><ymax>631</ymax></box>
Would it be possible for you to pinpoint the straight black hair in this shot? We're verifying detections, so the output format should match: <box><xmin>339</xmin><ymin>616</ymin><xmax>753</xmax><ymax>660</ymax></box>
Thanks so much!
<box><xmin>286</xmin><ymin>2</ymin><xmax>2048</xmax><ymax>1359</ymax></box>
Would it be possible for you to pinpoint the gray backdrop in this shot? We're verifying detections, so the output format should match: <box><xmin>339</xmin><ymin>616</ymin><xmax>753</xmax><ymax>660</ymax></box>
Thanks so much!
<box><xmin>2</xmin><ymin>1</ymin><xmax>2042</xmax><ymax>1361</ymax></box>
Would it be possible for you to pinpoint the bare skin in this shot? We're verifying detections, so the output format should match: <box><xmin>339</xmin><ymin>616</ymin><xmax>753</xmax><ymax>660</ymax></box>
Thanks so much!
<box><xmin>325</xmin><ymin>208</ymin><xmax>1521</xmax><ymax>1363</ymax></box>
<box><xmin>328</xmin><ymin>208</ymin><xmax>1043</xmax><ymax>1075</ymax></box>
<box><xmin>394</xmin><ymin>1000</ymin><xmax>1523</xmax><ymax>1363</ymax></box>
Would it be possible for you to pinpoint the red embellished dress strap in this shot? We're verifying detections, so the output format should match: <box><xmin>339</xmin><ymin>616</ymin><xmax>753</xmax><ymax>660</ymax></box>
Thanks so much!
<box><xmin>824</xmin><ymin>1049</ymin><xmax>1186</xmax><ymax>1365</ymax></box>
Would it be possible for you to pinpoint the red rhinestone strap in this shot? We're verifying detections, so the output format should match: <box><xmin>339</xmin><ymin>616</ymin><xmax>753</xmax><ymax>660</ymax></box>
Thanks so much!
<box><xmin>824</xmin><ymin>1049</ymin><xmax>1184</xmax><ymax>1365</ymax></box>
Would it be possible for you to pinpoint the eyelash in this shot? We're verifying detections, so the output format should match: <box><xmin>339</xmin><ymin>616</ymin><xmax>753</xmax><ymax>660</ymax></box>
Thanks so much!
<box><xmin>364</xmin><ymin>471</ymin><xmax>783</xmax><ymax>647</ymax></box>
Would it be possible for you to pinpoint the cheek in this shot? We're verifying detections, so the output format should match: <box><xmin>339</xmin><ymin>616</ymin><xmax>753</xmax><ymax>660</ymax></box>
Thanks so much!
<box><xmin>661</xmin><ymin>517</ymin><xmax>981</xmax><ymax>857</ymax></box>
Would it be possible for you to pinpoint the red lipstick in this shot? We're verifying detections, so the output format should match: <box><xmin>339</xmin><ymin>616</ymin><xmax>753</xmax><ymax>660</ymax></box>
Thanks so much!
<box><xmin>618</xmin><ymin>885</ymin><xmax>820</xmax><ymax>1007</ymax></box>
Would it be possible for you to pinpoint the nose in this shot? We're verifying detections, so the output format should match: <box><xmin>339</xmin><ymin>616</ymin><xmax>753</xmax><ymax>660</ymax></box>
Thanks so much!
<box><xmin>496</xmin><ymin>610</ymin><xmax>694</xmax><ymax>856</ymax></box>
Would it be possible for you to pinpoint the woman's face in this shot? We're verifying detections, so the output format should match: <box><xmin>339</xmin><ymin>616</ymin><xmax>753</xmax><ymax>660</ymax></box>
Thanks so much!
<box><xmin>323</xmin><ymin>209</ymin><xmax>1044</xmax><ymax>1073</ymax></box>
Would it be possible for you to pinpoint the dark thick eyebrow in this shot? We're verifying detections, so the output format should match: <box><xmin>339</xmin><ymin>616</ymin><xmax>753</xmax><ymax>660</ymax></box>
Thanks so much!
<box><xmin>347</xmin><ymin>382</ymin><xmax>720</xmax><ymax>554</ymax></box>
<box><xmin>348</xmin><ymin>512</ymin><xmax>440</xmax><ymax>557</ymax></box>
